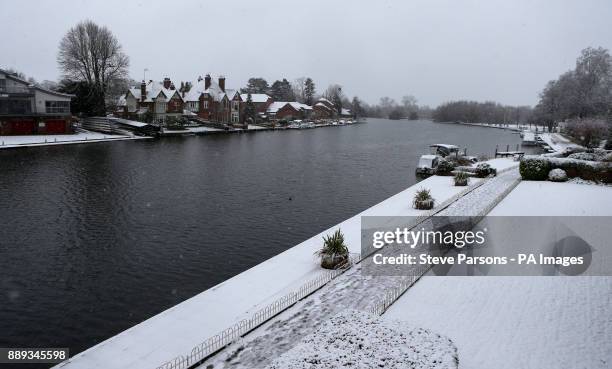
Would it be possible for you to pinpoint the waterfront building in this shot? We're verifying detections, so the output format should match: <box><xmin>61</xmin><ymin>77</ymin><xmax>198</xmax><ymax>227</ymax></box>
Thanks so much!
<box><xmin>267</xmin><ymin>101</ymin><xmax>313</xmax><ymax>121</ymax></box>
<box><xmin>0</xmin><ymin>68</ymin><xmax>74</xmax><ymax>135</ymax></box>
<box><xmin>120</xmin><ymin>78</ymin><xmax>184</xmax><ymax>124</ymax></box>
<box><xmin>181</xmin><ymin>75</ymin><xmax>244</xmax><ymax>125</ymax></box>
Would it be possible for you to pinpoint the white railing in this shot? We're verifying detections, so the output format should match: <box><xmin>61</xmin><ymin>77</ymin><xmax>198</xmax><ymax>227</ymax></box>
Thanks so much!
<box><xmin>155</xmin><ymin>253</ymin><xmax>360</xmax><ymax>369</ymax></box>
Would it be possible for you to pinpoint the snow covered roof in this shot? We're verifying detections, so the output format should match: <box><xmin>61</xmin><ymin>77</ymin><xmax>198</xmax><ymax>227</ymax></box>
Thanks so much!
<box><xmin>318</xmin><ymin>97</ymin><xmax>333</xmax><ymax>105</ymax></box>
<box><xmin>267</xmin><ymin>102</ymin><xmax>312</xmax><ymax>114</ymax></box>
<box><xmin>430</xmin><ymin>144</ymin><xmax>459</xmax><ymax>150</ymax></box>
<box><xmin>341</xmin><ymin>108</ymin><xmax>351</xmax><ymax>115</ymax></box>
<box><xmin>314</xmin><ymin>102</ymin><xmax>332</xmax><ymax>110</ymax></box>
<box><xmin>183</xmin><ymin>77</ymin><xmax>235</xmax><ymax>102</ymax></box>
<box><xmin>240</xmin><ymin>93</ymin><xmax>271</xmax><ymax>103</ymax></box>
<box><xmin>128</xmin><ymin>80</ymin><xmax>183</xmax><ymax>103</ymax></box>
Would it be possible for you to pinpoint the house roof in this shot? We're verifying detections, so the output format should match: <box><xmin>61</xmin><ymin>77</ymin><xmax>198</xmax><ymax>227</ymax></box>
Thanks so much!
<box><xmin>0</xmin><ymin>68</ymin><xmax>74</xmax><ymax>98</ymax></box>
<box><xmin>267</xmin><ymin>102</ymin><xmax>312</xmax><ymax>114</ymax></box>
<box><xmin>183</xmin><ymin>77</ymin><xmax>236</xmax><ymax>102</ymax></box>
<box><xmin>128</xmin><ymin>80</ymin><xmax>183</xmax><ymax>103</ymax></box>
<box><xmin>314</xmin><ymin>102</ymin><xmax>332</xmax><ymax>110</ymax></box>
<box><xmin>341</xmin><ymin>108</ymin><xmax>351</xmax><ymax>115</ymax></box>
<box><xmin>240</xmin><ymin>93</ymin><xmax>271</xmax><ymax>103</ymax></box>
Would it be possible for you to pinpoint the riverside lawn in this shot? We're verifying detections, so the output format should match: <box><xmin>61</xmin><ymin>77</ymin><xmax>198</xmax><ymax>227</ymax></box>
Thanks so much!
<box><xmin>372</xmin><ymin>253</ymin><xmax>584</xmax><ymax>267</ymax></box>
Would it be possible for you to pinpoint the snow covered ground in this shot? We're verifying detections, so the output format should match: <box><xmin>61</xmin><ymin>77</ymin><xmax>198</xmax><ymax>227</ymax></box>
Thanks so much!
<box><xmin>540</xmin><ymin>132</ymin><xmax>582</xmax><ymax>153</ymax></box>
<box><xmin>0</xmin><ymin>130</ymin><xmax>140</xmax><ymax>149</ymax></box>
<box><xmin>266</xmin><ymin>310</ymin><xmax>458</xmax><ymax>369</ymax></box>
<box><xmin>383</xmin><ymin>180</ymin><xmax>612</xmax><ymax>369</ymax></box>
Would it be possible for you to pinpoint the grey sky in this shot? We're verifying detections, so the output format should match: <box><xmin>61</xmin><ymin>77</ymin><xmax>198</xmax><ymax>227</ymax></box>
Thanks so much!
<box><xmin>1</xmin><ymin>0</ymin><xmax>611</xmax><ymax>106</ymax></box>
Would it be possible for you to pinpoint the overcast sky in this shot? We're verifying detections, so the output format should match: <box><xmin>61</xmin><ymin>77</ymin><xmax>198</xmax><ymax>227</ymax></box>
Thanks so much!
<box><xmin>1</xmin><ymin>0</ymin><xmax>611</xmax><ymax>106</ymax></box>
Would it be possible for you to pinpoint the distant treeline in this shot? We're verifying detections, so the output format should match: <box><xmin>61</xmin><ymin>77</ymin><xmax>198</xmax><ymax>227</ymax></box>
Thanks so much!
<box><xmin>431</xmin><ymin>101</ymin><xmax>533</xmax><ymax>124</ymax></box>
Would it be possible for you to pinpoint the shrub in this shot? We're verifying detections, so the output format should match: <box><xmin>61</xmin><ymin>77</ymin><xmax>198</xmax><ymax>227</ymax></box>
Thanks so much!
<box><xmin>520</xmin><ymin>155</ymin><xmax>612</xmax><ymax>183</ymax></box>
<box><xmin>316</xmin><ymin>229</ymin><xmax>349</xmax><ymax>269</ymax></box>
<box><xmin>602</xmin><ymin>152</ymin><xmax>612</xmax><ymax>162</ymax></box>
<box><xmin>475</xmin><ymin>163</ymin><xmax>494</xmax><ymax>178</ymax></box>
<box><xmin>436</xmin><ymin>158</ymin><xmax>455</xmax><ymax>175</ymax></box>
<box><xmin>413</xmin><ymin>188</ymin><xmax>435</xmax><ymax>210</ymax></box>
<box><xmin>519</xmin><ymin>157</ymin><xmax>551</xmax><ymax>180</ymax></box>
<box><xmin>548</xmin><ymin>168</ymin><xmax>568</xmax><ymax>182</ymax></box>
<box><xmin>454</xmin><ymin>171</ymin><xmax>469</xmax><ymax>186</ymax></box>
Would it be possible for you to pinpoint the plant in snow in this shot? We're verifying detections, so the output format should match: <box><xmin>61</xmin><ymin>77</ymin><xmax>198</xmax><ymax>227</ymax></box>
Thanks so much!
<box><xmin>548</xmin><ymin>168</ymin><xmax>568</xmax><ymax>182</ymax></box>
<box><xmin>519</xmin><ymin>157</ymin><xmax>551</xmax><ymax>180</ymax></box>
<box><xmin>436</xmin><ymin>158</ymin><xmax>455</xmax><ymax>175</ymax></box>
<box><xmin>316</xmin><ymin>229</ymin><xmax>349</xmax><ymax>269</ymax></box>
<box><xmin>476</xmin><ymin>163</ymin><xmax>494</xmax><ymax>178</ymax></box>
<box><xmin>454</xmin><ymin>171</ymin><xmax>469</xmax><ymax>186</ymax></box>
<box><xmin>413</xmin><ymin>188</ymin><xmax>435</xmax><ymax>210</ymax></box>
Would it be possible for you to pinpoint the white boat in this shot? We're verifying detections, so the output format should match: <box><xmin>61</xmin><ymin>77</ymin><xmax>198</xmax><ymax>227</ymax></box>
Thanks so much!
<box><xmin>415</xmin><ymin>144</ymin><xmax>461</xmax><ymax>175</ymax></box>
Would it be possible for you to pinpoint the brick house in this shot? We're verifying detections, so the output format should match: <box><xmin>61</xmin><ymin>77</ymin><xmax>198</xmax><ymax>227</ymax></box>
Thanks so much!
<box><xmin>119</xmin><ymin>78</ymin><xmax>184</xmax><ymax>123</ymax></box>
<box><xmin>182</xmin><ymin>75</ymin><xmax>243</xmax><ymax>125</ymax></box>
<box><xmin>313</xmin><ymin>101</ymin><xmax>334</xmax><ymax>119</ymax></box>
<box><xmin>0</xmin><ymin>68</ymin><xmax>74</xmax><ymax>135</ymax></box>
<box><xmin>267</xmin><ymin>102</ymin><xmax>313</xmax><ymax>121</ymax></box>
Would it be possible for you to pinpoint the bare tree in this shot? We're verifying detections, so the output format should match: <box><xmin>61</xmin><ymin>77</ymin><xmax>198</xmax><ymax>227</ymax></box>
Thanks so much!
<box><xmin>58</xmin><ymin>20</ymin><xmax>129</xmax><ymax>112</ymax></box>
<box><xmin>292</xmin><ymin>77</ymin><xmax>306</xmax><ymax>103</ymax></box>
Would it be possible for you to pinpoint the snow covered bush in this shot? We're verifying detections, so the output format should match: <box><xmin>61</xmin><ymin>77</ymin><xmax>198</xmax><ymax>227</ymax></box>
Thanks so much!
<box><xmin>316</xmin><ymin>229</ymin><xmax>349</xmax><ymax>269</ymax></box>
<box><xmin>413</xmin><ymin>188</ymin><xmax>435</xmax><ymax>210</ymax></box>
<box><xmin>564</xmin><ymin>118</ymin><xmax>608</xmax><ymax>148</ymax></box>
<box><xmin>603</xmin><ymin>152</ymin><xmax>612</xmax><ymax>162</ymax></box>
<box><xmin>520</xmin><ymin>155</ymin><xmax>612</xmax><ymax>183</ymax></box>
<box><xmin>567</xmin><ymin>152</ymin><xmax>597</xmax><ymax>161</ymax></box>
<box><xmin>475</xmin><ymin>163</ymin><xmax>494</xmax><ymax>178</ymax></box>
<box><xmin>435</xmin><ymin>158</ymin><xmax>455</xmax><ymax>175</ymax></box>
<box><xmin>548</xmin><ymin>168</ymin><xmax>568</xmax><ymax>182</ymax></box>
<box><xmin>519</xmin><ymin>157</ymin><xmax>551</xmax><ymax>180</ymax></box>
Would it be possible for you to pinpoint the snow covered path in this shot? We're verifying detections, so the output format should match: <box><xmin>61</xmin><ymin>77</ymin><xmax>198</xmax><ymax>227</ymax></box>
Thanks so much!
<box><xmin>199</xmin><ymin>170</ymin><xmax>523</xmax><ymax>369</ymax></box>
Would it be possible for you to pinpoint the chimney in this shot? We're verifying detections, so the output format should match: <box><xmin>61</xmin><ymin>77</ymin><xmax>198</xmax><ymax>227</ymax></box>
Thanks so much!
<box><xmin>140</xmin><ymin>80</ymin><xmax>146</xmax><ymax>102</ymax></box>
<box><xmin>170</xmin><ymin>83</ymin><xmax>175</xmax><ymax>90</ymax></box>
<box><xmin>218</xmin><ymin>75</ymin><xmax>225</xmax><ymax>92</ymax></box>
<box><xmin>205</xmin><ymin>74</ymin><xmax>211</xmax><ymax>90</ymax></box>
<box><xmin>163</xmin><ymin>77</ymin><xmax>171</xmax><ymax>89</ymax></box>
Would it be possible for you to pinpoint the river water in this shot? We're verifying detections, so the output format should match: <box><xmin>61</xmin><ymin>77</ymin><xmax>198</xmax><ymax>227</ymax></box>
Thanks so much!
<box><xmin>0</xmin><ymin>119</ymin><xmax>527</xmax><ymax>364</ymax></box>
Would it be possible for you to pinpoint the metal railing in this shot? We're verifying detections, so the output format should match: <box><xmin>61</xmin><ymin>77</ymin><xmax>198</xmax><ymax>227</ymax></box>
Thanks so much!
<box><xmin>155</xmin><ymin>253</ymin><xmax>360</xmax><ymax>369</ymax></box>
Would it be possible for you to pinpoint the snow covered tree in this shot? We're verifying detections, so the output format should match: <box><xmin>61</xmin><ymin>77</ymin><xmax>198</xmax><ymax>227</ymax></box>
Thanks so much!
<box><xmin>57</xmin><ymin>20</ymin><xmax>129</xmax><ymax>115</ymax></box>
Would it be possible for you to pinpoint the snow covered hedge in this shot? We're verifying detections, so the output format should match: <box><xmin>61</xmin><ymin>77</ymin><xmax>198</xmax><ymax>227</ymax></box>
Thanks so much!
<box><xmin>266</xmin><ymin>310</ymin><xmax>458</xmax><ymax>369</ymax></box>
<box><xmin>520</xmin><ymin>155</ymin><xmax>612</xmax><ymax>183</ymax></box>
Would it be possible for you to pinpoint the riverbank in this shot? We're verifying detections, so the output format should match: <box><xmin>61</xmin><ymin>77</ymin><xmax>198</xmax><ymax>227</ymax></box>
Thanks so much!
<box><xmin>54</xmin><ymin>158</ymin><xmax>516</xmax><ymax>369</ymax></box>
<box><xmin>0</xmin><ymin>129</ymin><xmax>148</xmax><ymax>149</ymax></box>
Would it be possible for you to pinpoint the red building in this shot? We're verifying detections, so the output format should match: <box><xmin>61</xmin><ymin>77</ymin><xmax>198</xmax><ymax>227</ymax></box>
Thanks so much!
<box><xmin>119</xmin><ymin>78</ymin><xmax>184</xmax><ymax>123</ymax></box>
<box><xmin>0</xmin><ymin>69</ymin><xmax>74</xmax><ymax>135</ymax></box>
<box><xmin>182</xmin><ymin>75</ymin><xmax>243</xmax><ymax>125</ymax></box>
<box><xmin>267</xmin><ymin>102</ymin><xmax>313</xmax><ymax>120</ymax></box>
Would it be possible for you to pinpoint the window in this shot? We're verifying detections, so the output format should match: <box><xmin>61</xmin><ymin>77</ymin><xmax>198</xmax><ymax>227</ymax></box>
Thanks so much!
<box><xmin>203</xmin><ymin>100</ymin><xmax>209</xmax><ymax>109</ymax></box>
<box><xmin>0</xmin><ymin>79</ymin><xmax>6</xmax><ymax>91</ymax></box>
<box><xmin>189</xmin><ymin>101</ymin><xmax>199</xmax><ymax>112</ymax></box>
<box><xmin>156</xmin><ymin>101</ymin><xmax>167</xmax><ymax>113</ymax></box>
<box><xmin>45</xmin><ymin>101</ymin><xmax>70</xmax><ymax>114</ymax></box>
<box><xmin>232</xmin><ymin>112</ymin><xmax>239</xmax><ymax>123</ymax></box>
<box><xmin>232</xmin><ymin>101</ymin><xmax>239</xmax><ymax>110</ymax></box>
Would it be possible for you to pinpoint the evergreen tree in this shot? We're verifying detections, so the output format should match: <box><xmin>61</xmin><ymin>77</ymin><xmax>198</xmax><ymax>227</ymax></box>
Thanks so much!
<box><xmin>332</xmin><ymin>87</ymin><xmax>342</xmax><ymax>114</ymax></box>
<box><xmin>244</xmin><ymin>93</ymin><xmax>257</xmax><ymax>123</ymax></box>
<box><xmin>351</xmin><ymin>96</ymin><xmax>362</xmax><ymax>119</ymax></box>
<box><xmin>270</xmin><ymin>79</ymin><xmax>295</xmax><ymax>101</ymax></box>
<box><xmin>241</xmin><ymin>77</ymin><xmax>270</xmax><ymax>94</ymax></box>
<box><xmin>304</xmin><ymin>78</ymin><xmax>315</xmax><ymax>105</ymax></box>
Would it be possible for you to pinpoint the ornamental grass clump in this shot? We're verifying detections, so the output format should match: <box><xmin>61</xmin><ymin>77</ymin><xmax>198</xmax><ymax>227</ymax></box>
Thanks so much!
<box><xmin>454</xmin><ymin>171</ymin><xmax>469</xmax><ymax>186</ymax></box>
<box><xmin>413</xmin><ymin>188</ymin><xmax>435</xmax><ymax>210</ymax></box>
<box><xmin>316</xmin><ymin>229</ymin><xmax>349</xmax><ymax>269</ymax></box>
<box><xmin>435</xmin><ymin>158</ymin><xmax>455</xmax><ymax>175</ymax></box>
